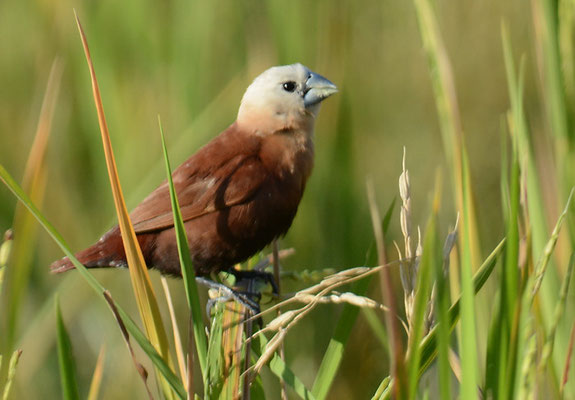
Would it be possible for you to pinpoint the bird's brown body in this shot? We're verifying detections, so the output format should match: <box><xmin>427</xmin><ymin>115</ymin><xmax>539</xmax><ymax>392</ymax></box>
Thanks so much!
<box><xmin>50</xmin><ymin>63</ymin><xmax>336</xmax><ymax>277</ymax></box>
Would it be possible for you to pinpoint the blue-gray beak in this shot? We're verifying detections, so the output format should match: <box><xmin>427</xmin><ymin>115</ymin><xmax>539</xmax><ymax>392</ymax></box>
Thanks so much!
<box><xmin>303</xmin><ymin>72</ymin><xmax>338</xmax><ymax>108</ymax></box>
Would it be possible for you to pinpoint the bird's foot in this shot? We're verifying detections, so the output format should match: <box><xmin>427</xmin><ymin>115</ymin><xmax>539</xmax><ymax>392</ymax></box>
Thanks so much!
<box><xmin>228</xmin><ymin>269</ymin><xmax>279</xmax><ymax>295</ymax></box>
<box><xmin>196</xmin><ymin>277</ymin><xmax>262</xmax><ymax>319</ymax></box>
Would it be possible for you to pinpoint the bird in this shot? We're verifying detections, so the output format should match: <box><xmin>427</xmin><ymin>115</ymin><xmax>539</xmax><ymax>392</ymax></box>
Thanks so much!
<box><xmin>50</xmin><ymin>63</ymin><xmax>337</xmax><ymax>280</ymax></box>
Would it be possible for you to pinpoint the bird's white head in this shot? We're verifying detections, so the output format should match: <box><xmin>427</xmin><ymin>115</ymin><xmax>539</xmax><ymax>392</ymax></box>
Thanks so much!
<box><xmin>237</xmin><ymin>63</ymin><xmax>337</xmax><ymax>133</ymax></box>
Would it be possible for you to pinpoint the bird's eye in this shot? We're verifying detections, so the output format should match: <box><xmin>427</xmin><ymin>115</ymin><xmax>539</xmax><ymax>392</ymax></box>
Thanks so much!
<box><xmin>282</xmin><ymin>81</ymin><xmax>296</xmax><ymax>92</ymax></box>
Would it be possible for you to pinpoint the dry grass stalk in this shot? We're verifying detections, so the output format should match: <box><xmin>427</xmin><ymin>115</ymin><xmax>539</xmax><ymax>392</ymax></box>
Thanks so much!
<box><xmin>160</xmin><ymin>277</ymin><xmax>187</xmax><ymax>389</ymax></box>
<box><xmin>294</xmin><ymin>292</ymin><xmax>387</xmax><ymax>310</ymax></box>
<box><xmin>398</xmin><ymin>148</ymin><xmax>423</xmax><ymax>333</ymax></box>
<box><xmin>87</xmin><ymin>345</ymin><xmax>106</xmax><ymax>400</ymax></box>
<box><xmin>221</xmin><ymin>300</ymin><xmax>245</xmax><ymax>399</ymax></box>
<box><xmin>246</xmin><ymin>265</ymin><xmax>384</xmax><ymax>326</ymax></box>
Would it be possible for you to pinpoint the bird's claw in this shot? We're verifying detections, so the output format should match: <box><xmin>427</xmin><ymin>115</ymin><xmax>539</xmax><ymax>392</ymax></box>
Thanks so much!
<box><xmin>196</xmin><ymin>277</ymin><xmax>262</xmax><ymax>321</ymax></box>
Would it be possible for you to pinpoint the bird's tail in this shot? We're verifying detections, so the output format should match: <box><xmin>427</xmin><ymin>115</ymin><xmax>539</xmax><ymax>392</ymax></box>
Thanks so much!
<box><xmin>49</xmin><ymin>228</ymin><xmax>128</xmax><ymax>273</ymax></box>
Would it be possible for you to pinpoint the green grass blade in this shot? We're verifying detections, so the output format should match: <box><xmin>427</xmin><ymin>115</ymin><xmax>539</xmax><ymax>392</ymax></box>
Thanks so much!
<box><xmin>330</xmin><ymin>196</ymin><xmax>393</xmax><ymax>400</ymax></box>
<box><xmin>459</xmin><ymin>149</ymin><xmax>479</xmax><ymax>399</ymax></box>
<box><xmin>503</xmin><ymin>136</ymin><xmax>520</xmax><ymax>330</ymax></box>
<box><xmin>406</xmin><ymin>191</ymin><xmax>440</xmax><ymax>399</ymax></box>
<box><xmin>412</xmin><ymin>1</ymin><xmax>484</xmax><ymax>392</ymax></box>
<box><xmin>512</xmin><ymin>11</ymin><xmax>572</xmax><ymax>392</ymax></box>
<box><xmin>485</xmin><ymin>289</ymin><xmax>504</xmax><ymax>398</ymax></box>
<box><xmin>311</xmin><ymin>277</ymin><xmax>371</xmax><ymax>400</ymax></box>
<box><xmin>0</xmin><ymin>164</ymin><xmax>187</xmax><ymax>398</ymax></box>
<box><xmin>255</xmin><ymin>333</ymin><xmax>316</xmax><ymax>400</ymax></box>
<box><xmin>500</xmin><ymin>24</ymin><xmax>558</xmax><ymax>398</ymax></box>
<box><xmin>495</xmin><ymin>130</ymin><xmax>522</xmax><ymax>395</ymax></box>
<box><xmin>362</xmin><ymin>308</ymin><xmax>389</xmax><ymax>350</ymax></box>
<box><xmin>56</xmin><ymin>299</ymin><xmax>80</xmax><ymax>400</ymax></box>
<box><xmin>412</xmin><ymin>0</ymin><xmax>482</xmax><ymax>271</ymax></box>
<box><xmin>532</xmin><ymin>0</ymin><xmax>570</xmax><ymax>144</ymax></box>
<box><xmin>539</xmin><ymin>253</ymin><xmax>575</xmax><ymax>374</ymax></box>
<box><xmin>501</xmin><ymin>24</ymin><xmax>545</xmax><ymax>249</ymax></box>
<box><xmin>371</xmin><ymin>376</ymin><xmax>391</xmax><ymax>400</ymax></box>
<box><xmin>435</xmin><ymin>223</ymin><xmax>454</xmax><ymax>399</ymax></box>
<box><xmin>497</xmin><ymin>128</ymin><xmax>521</xmax><ymax>400</ymax></box>
<box><xmin>158</xmin><ymin>117</ymin><xmax>208</xmax><ymax>380</ymax></box>
<box><xmin>205</xmin><ymin>302</ymin><xmax>225</xmax><ymax>399</ymax></box>
<box><xmin>531</xmin><ymin>189</ymin><xmax>574</xmax><ymax>300</ymax></box>
<box><xmin>0</xmin><ymin>231</ymin><xmax>13</xmax><ymax>295</ymax></box>
<box><xmin>418</xmin><ymin>238</ymin><xmax>505</xmax><ymax>376</ymax></box>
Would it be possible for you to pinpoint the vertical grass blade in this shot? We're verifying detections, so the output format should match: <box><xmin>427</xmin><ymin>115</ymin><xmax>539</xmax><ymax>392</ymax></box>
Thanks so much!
<box><xmin>500</xmin><ymin>141</ymin><xmax>521</xmax><ymax>399</ymax></box>
<box><xmin>220</xmin><ymin>302</ymin><xmax>246</xmax><ymax>399</ymax></box>
<box><xmin>158</xmin><ymin>118</ymin><xmax>208</xmax><ymax>380</ymax></box>
<box><xmin>528</xmin><ymin>3</ymin><xmax>574</xmax><ymax>389</ymax></box>
<box><xmin>0</xmin><ymin>231</ymin><xmax>13</xmax><ymax>295</ymax></box>
<box><xmin>161</xmin><ymin>277</ymin><xmax>187</xmax><ymax>388</ymax></box>
<box><xmin>561</xmin><ymin>320</ymin><xmax>575</xmax><ymax>396</ymax></box>
<box><xmin>254</xmin><ymin>333</ymin><xmax>316</xmax><ymax>400</ymax></box>
<box><xmin>419</xmin><ymin>238</ymin><xmax>505</xmax><ymax>380</ymax></box>
<box><xmin>205</xmin><ymin>302</ymin><xmax>225</xmax><ymax>399</ymax></box>
<box><xmin>539</xmin><ymin>253</ymin><xmax>575</xmax><ymax>374</ymax></box>
<box><xmin>0</xmin><ymin>59</ymin><xmax>62</xmax><ymax>388</ymax></box>
<box><xmin>501</xmin><ymin>23</ymin><xmax>548</xmax><ymax>262</ymax></box>
<box><xmin>412</xmin><ymin>0</ymin><xmax>482</xmax><ymax>270</ymax></box>
<box><xmin>532</xmin><ymin>0</ymin><xmax>570</xmax><ymax>144</ymax></box>
<box><xmin>434</xmin><ymin>221</ymin><xmax>456</xmax><ymax>400</ymax></box>
<box><xmin>87</xmin><ymin>345</ymin><xmax>106</xmax><ymax>400</ymax></box>
<box><xmin>56</xmin><ymin>300</ymin><xmax>80</xmax><ymax>400</ymax></box>
<box><xmin>406</xmin><ymin>177</ymin><xmax>441</xmax><ymax>399</ymax></box>
<box><xmin>73</xmin><ymin>12</ymin><xmax>175</xmax><ymax>398</ymax></box>
<box><xmin>531</xmin><ymin>189</ymin><xmax>574</xmax><ymax>300</ymax></box>
<box><xmin>458</xmin><ymin>151</ymin><xmax>479</xmax><ymax>399</ymax></box>
<box><xmin>311</xmin><ymin>277</ymin><xmax>371</xmax><ymax>400</ymax></box>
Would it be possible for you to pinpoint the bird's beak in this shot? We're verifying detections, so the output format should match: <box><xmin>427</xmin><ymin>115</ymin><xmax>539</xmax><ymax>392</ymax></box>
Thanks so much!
<box><xmin>303</xmin><ymin>72</ymin><xmax>338</xmax><ymax>108</ymax></box>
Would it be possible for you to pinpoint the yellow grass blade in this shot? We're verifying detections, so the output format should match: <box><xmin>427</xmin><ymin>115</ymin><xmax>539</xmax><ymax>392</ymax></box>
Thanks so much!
<box><xmin>73</xmin><ymin>11</ymin><xmax>175</xmax><ymax>398</ymax></box>
<box><xmin>161</xmin><ymin>277</ymin><xmax>188</xmax><ymax>389</ymax></box>
<box><xmin>220</xmin><ymin>301</ymin><xmax>246</xmax><ymax>398</ymax></box>
<box><xmin>87</xmin><ymin>345</ymin><xmax>106</xmax><ymax>400</ymax></box>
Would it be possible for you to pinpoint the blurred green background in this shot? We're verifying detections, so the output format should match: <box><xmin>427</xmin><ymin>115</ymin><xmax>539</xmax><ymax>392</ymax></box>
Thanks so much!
<box><xmin>0</xmin><ymin>0</ymin><xmax>551</xmax><ymax>398</ymax></box>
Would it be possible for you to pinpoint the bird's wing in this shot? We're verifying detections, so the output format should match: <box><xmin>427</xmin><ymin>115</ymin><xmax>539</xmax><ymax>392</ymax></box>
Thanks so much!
<box><xmin>131</xmin><ymin>125</ymin><xmax>267</xmax><ymax>233</ymax></box>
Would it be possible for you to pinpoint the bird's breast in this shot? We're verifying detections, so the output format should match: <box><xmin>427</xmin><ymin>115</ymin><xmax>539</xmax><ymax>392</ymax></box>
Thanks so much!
<box><xmin>259</xmin><ymin>130</ymin><xmax>314</xmax><ymax>183</ymax></box>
